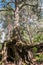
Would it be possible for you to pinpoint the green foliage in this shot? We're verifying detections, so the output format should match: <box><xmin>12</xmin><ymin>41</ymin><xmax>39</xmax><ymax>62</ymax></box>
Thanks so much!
<box><xmin>0</xmin><ymin>44</ymin><xmax>2</xmax><ymax>50</ymax></box>
<box><xmin>33</xmin><ymin>33</ymin><xmax>43</xmax><ymax>43</ymax></box>
<box><xmin>20</xmin><ymin>27</ymin><xmax>29</xmax><ymax>43</ymax></box>
<box><xmin>23</xmin><ymin>62</ymin><xmax>27</xmax><ymax>65</ymax></box>
<box><xmin>32</xmin><ymin>47</ymin><xmax>38</xmax><ymax>53</ymax></box>
<box><xmin>35</xmin><ymin>54</ymin><xmax>43</xmax><ymax>62</ymax></box>
<box><xmin>5</xmin><ymin>6</ymin><xmax>13</xmax><ymax>16</ymax></box>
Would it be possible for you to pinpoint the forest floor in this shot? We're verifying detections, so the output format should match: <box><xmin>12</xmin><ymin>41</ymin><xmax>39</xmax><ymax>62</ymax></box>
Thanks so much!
<box><xmin>1</xmin><ymin>52</ymin><xmax>43</xmax><ymax>65</ymax></box>
<box><xmin>0</xmin><ymin>43</ymin><xmax>43</xmax><ymax>65</ymax></box>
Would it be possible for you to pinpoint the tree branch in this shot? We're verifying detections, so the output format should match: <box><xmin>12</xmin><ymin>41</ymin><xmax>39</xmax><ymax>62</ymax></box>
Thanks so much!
<box><xmin>19</xmin><ymin>3</ymin><xmax>35</xmax><ymax>10</ymax></box>
<box><xmin>0</xmin><ymin>8</ymin><xmax>15</xmax><ymax>12</ymax></box>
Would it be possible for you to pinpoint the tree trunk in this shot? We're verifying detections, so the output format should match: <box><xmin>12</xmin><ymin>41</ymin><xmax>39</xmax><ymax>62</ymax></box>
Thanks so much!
<box><xmin>14</xmin><ymin>0</ymin><xmax>19</xmax><ymax>29</ymax></box>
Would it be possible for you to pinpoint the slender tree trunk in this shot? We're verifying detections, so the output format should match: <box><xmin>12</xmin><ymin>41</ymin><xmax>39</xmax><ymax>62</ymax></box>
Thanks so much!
<box><xmin>26</xmin><ymin>24</ymin><xmax>32</xmax><ymax>44</ymax></box>
<box><xmin>14</xmin><ymin>0</ymin><xmax>19</xmax><ymax>28</ymax></box>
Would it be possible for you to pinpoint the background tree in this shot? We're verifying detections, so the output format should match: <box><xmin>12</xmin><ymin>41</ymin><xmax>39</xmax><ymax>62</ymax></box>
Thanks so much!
<box><xmin>0</xmin><ymin>0</ymin><xmax>43</xmax><ymax>65</ymax></box>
